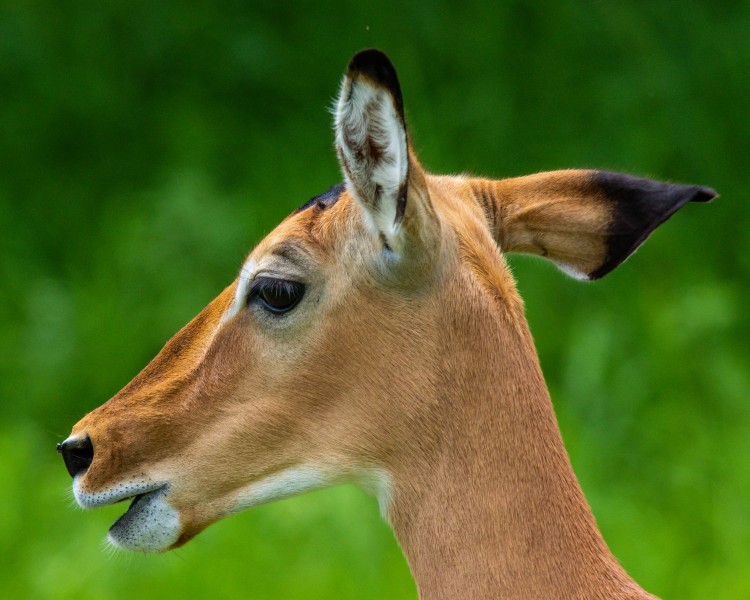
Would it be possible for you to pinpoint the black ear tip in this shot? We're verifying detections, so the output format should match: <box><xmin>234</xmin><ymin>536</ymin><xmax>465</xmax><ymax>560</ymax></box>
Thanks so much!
<box><xmin>348</xmin><ymin>48</ymin><xmax>399</xmax><ymax>88</ymax></box>
<box><xmin>691</xmin><ymin>186</ymin><xmax>718</xmax><ymax>203</ymax></box>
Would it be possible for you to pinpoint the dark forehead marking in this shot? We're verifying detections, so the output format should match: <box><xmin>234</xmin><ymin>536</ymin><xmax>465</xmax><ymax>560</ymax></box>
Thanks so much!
<box><xmin>269</xmin><ymin>241</ymin><xmax>314</xmax><ymax>267</ymax></box>
<box><xmin>295</xmin><ymin>182</ymin><xmax>345</xmax><ymax>213</ymax></box>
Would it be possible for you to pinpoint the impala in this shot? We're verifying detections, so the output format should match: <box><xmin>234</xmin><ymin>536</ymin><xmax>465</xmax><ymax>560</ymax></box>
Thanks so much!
<box><xmin>58</xmin><ymin>50</ymin><xmax>715</xmax><ymax>599</ymax></box>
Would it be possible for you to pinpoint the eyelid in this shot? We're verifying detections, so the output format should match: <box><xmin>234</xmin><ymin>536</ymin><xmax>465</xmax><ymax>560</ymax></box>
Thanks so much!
<box><xmin>251</xmin><ymin>264</ymin><xmax>305</xmax><ymax>282</ymax></box>
<box><xmin>248</xmin><ymin>275</ymin><xmax>304</xmax><ymax>293</ymax></box>
<box><xmin>246</xmin><ymin>276</ymin><xmax>306</xmax><ymax>314</ymax></box>
<box><xmin>248</xmin><ymin>276</ymin><xmax>280</xmax><ymax>297</ymax></box>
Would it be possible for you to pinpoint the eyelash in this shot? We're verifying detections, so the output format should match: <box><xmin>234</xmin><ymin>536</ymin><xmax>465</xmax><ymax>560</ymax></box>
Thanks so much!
<box><xmin>247</xmin><ymin>277</ymin><xmax>306</xmax><ymax>315</ymax></box>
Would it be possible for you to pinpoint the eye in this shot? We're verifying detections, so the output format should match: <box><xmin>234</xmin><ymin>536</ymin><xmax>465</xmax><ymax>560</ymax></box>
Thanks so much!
<box><xmin>248</xmin><ymin>277</ymin><xmax>305</xmax><ymax>314</ymax></box>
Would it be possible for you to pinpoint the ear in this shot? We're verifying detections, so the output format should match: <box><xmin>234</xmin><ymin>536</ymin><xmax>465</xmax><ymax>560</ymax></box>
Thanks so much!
<box><xmin>335</xmin><ymin>49</ymin><xmax>438</xmax><ymax>265</ymax></box>
<box><xmin>469</xmin><ymin>170</ymin><xmax>716</xmax><ymax>280</ymax></box>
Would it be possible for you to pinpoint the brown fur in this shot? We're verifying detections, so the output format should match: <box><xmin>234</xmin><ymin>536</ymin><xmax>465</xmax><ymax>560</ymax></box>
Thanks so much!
<box><xmin>70</xmin><ymin>171</ymin><xmax>658</xmax><ymax>598</ymax></box>
<box><xmin>64</xmin><ymin>50</ymin><xmax>712</xmax><ymax>599</ymax></box>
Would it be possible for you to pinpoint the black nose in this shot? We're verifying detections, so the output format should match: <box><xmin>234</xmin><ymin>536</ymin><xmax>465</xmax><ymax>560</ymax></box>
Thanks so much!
<box><xmin>56</xmin><ymin>436</ymin><xmax>94</xmax><ymax>478</ymax></box>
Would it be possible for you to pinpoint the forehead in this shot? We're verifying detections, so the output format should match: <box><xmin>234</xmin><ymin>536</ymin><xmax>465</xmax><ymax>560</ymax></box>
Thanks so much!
<box><xmin>247</xmin><ymin>183</ymin><xmax>356</xmax><ymax>269</ymax></box>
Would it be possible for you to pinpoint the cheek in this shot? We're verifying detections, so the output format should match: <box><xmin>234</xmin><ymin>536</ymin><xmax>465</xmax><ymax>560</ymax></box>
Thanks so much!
<box><xmin>162</xmin><ymin>397</ymin><xmax>312</xmax><ymax>498</ymax></box>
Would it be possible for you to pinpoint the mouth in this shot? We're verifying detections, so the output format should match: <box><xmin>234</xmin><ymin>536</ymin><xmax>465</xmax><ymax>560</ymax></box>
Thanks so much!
<box><xmin>109</xmin><ymin>486</ymin><xmax>164</xmax><ymax>528</ymax></box>
<box><xmin>74</xmin><ymin>480</ymin><xmax>181</xmax><ymax>552</ymax></box>
<box><xmin>107</xmin><ymin>486</ymin><xmax>180</xmax><ymax>552</ymax></box>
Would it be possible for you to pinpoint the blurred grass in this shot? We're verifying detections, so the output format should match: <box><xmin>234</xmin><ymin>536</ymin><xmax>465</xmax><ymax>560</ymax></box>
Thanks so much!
<box><xmin>1</xmin><ymin>1</ymin><xmax>748</xmax><ymax>598</ymax></box>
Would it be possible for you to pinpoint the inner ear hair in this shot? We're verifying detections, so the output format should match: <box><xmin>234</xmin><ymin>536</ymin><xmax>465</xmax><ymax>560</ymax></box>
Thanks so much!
<box><xmin>334</xmin><ymin>49</ymin><xmax>410</xmax><ymax>249</ymax></box>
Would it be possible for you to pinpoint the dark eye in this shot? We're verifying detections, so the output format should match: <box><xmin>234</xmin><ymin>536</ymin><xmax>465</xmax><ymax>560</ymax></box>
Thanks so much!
<box><xmin>248</xmin><ymin>277</ymin><xmax>305</xmax><ymax>314</ymax></box>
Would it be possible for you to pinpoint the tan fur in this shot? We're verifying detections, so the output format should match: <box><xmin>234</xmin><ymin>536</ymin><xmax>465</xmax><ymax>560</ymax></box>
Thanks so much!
<box><xmin>464</xmin><ymin>171</ymin><xmax>613</xmax><ymax>277</ymax></box>
<box><xmin>69</xmin><ymin>168</ymin><xmax>657</xmax><ymax>597</ymax></box>
<box><xmin>65</xmin><ymin>54</ymin><xmax>673</xmax><ymax>598</ymax></box>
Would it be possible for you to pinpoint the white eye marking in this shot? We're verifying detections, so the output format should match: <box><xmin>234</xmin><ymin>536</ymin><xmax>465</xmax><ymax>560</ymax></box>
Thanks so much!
<box><xmin>223</xmin><ymin>259</ymin><xmax>256</xmax><ymax>322</ymax></box>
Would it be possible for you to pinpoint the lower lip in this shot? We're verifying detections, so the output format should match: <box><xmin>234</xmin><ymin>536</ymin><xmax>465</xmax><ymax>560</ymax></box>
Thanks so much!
<box><xmin>109</xmin><ymin>488</ymin><xmax>160</xmax><ymax>530</ymax></box>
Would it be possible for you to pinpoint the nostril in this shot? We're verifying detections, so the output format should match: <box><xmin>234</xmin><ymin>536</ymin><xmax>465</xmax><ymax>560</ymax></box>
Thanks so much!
<box><xmin>57</xmin><ymin>436</ymin><xmax>94</xmax><ymax>478</ymax></box>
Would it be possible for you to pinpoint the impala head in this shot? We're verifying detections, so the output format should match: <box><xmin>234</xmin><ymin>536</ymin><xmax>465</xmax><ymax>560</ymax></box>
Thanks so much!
<box><xmin>60</xmin><ymin>49</ymin><xmax>715</xmax><ymax>553</ymax></box>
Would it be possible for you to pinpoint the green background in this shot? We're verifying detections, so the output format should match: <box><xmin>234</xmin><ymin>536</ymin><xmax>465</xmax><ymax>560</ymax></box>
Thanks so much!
<box><xmin>1</xmin><ymin>2</ymin><xmax>748</xmax><ymax>598</ymax></box>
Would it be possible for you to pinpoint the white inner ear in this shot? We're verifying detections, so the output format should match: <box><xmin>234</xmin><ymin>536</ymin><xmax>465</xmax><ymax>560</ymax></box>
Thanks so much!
<box><xmin>553</xmin><ymin>260</ymin><xmax>592</xmax><ymax>281</ymax></box>
<box><xmin>335</xmin><ymin>77</ymin><xmax>408</xmax><ymax>244</ymax></box>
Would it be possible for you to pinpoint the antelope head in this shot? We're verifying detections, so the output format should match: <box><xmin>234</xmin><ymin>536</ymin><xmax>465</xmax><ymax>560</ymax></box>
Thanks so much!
<box><xmin>60</xmin><ymin>50</ymin><xmax>713</xmax><ymax>597</ymax></box>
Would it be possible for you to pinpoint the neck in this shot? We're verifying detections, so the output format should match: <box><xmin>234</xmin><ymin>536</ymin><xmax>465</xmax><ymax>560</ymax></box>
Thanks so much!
<box><xmin>384</xmin><ymin>295</ymin><xmax>656</xmax><ymax>600</ymax></box>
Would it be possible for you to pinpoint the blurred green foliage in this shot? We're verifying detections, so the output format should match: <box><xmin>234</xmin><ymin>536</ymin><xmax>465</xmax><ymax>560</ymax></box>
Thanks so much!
<box><xmin>1</xmin><ymin>1</ymin><xmax>748</xmax><ymax>598</ymax></box>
